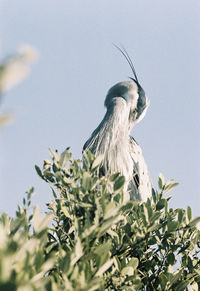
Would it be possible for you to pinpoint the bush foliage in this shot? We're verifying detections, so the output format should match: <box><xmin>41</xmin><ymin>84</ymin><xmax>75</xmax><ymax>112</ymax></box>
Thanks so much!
<box><xmin>0</xmin><ymin>45</ymin><xmax>37</xmax><ymax>127</ymax></box>
<box><xmin>1</xmin><ymin>148</ymin><xmax>200</xmax><ymax>290</ymax></box>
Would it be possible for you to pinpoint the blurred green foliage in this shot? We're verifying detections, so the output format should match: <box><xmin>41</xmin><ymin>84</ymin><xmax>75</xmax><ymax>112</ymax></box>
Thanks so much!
<box><xmin>0</xmin><ymin>148</ymin><xmax>200</xmax><ymax>290</ymax></box>
<box><xmin>0</xmin><ymin>45</ymin><xmax>38</xmax><ymax>127</ymax></box>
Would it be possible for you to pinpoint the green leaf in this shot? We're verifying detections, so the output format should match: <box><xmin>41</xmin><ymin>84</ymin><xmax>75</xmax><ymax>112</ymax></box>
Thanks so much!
<box><xmin>94</xmin><ymin>242</ymin><xmax>111</xmax><ymax>256</ymax></box>
<box><xmin>190</xmin><ymin>282</ymin><xmax>199</xmax><ymax>291</ymax></box>
<box><xmin>152</xmin><ymin>188</ymin><xmax>157</xmax><ymax>203</ymax></box>
<box><xmin>95</xmin><ymin>259</ymin><xmax>114</xmax><ymax>277</ymax></box>
<box><xmin>33</xmin><ymin>206</ymin><xmax>52</xmax><ymax>233</ymax></box>
<box><xmin>61</xmin><ymin>207</ymin><xmax>71</xmax><ymax>219</ymax></box>
<box><xmin>84</xmin><ymin>149</ymin><xmax>94</xmax><ymax>166</ymax></box>
<box><xmin>92</xmin><ymin>155</ymin><xmax>104</xmax><ymax>169</ymax></box>
<box><xmin>110</xmin><ymin>173</ymin><xmax>120</xmax><ymax>182</ymax></box>
<box><xmin>143</xmin><ymin>205</ymin><xmax>149</xmax><ymax>223</ymax></box>
<box><xmin>113</xmin><ymin>256</ymin><xmax>121</xmax><ymax>271</ymax></box>
<box><xmin>187</xmin><ymin>206</ymin><xmax>192</xmax><ymax>221</ymax></box>
<box><xmin>188</xmin><ymin>217</ymin><xmax>200</xmax><ymax>227</ymax></box>
<box><xmin>104</xmin><ymin>202</ymin><xmax>118</xmax><ymax>219</ymax></box>
<box><xmin>114</xmin><ymin>176</ymin><xmax>125</xmax><ymax>191</ymax></box>
<box><xmin>167</xmin><ymin>220</ymin><xmax>178</xmax><ymax>232</ymax></box>
<box><xmin>163</xmin><ymin>182</ymin><xmax>179</xmax><ymax>193</ymax></box>
<box><xmin>127</xmin><ymin>257</ymin><xmax>139</xmax><ymax>270</ymax></box>
<box><xmin>169</xmin><ymin>270</ymin><xmax>182</xmax><ymax>285</ymax></box>
<box><xmin>159</xmin><ymin>274</ymin><xmax>168</xmax><ymax>289</ymax></box>
<box><xmin>167</xmin><ymin>253</ymin><xmax>175</xmax><ymax>265</ymax></box>
<box><xmin>0</xmin><ymin>113</ymin><xmax>12</xmax><ymax>127</ymax></box>
<box><xmin>121</xmin><ymin>266</ymin><xmax>134</xmax><ymax>276</ymax></box>
<box><xmin>158</xmin><ymin>173</ymin><xmax>165</xmax><ymax>189</ymax></box>
<box><xmin>178</xmin><ymin>209</ymin><xmax>184</xmax><ymax>223</ymax></box>
<box><xmin>49</xmin><ymin>148</ymin><xmax>60</xmax><ymax>162</ymax></box>
<box><xmin>35</xmin><ymin>165</ymin><xmax>43</xmax><ymax>178</ymax></box>
<box><xmin>176</xmin><ymin>280</ymin><xmax>189</xmax><ymax>291</ymax></box>
<box><xmin>27</xmin><ymin>187</ymin><xmax>34</xmax><ymax>200</ymax></box>
<box><xmin>82</xmin><ymin>172</ymin><xmax>92</xmax><ymax>191</ymax></box>
<box><xmin>156</xmin><ymin>199</ymin><xmax>166</xmax><ymax>210</ymax></box>
<box><xmin>71</xmin><ymin>237</ymin><xmax>83</xmax><ymax>265</ymax></box>
<box><xmin>59</xmin><ymin>149</ymin><xmax>71</xmax><ymax>168</ymax></box>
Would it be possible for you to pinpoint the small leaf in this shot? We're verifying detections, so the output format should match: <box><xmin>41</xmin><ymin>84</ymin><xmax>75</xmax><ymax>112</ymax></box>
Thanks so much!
<box><xmin>104</xmin><ymin>202</ymin><xmax>118</xmax><ymax>219</ymax></box>
<box><xmin>35</xmin><ymin>165</ymin><xmax>43</xmax><ymax>178</ymax></box>
<box><xmin>170</xmin><ymin>270</ymin><xmax>182</xmax><ymax>285</ymax></box>
<box><xmin>33</xmin><ymin>206</ymin><xmax>52</xmax><ymax>233</ymax></box>
<box><xmin>176</xmin><ymin>280</ymin><xmax>189</xmax><ymax>291</ymax></box>
<box><xmin>0</xmin><ymin>113</ymin><xmax>13</xmax><ymax>127</ymax></box>
<box><xmin>160</xmin><ymin>274</ymin><xmax>168</xmax><ymax>289</ymax></box>
<box><xmin>27</xmin><ymin>187</ymin><xmax>34</xmax><ymax>200</ymax></box>
<box><xmin>163</xmin><ymin>182</ymin><xmax>179</xmax><ymax>193</ymax></box>
<box><xmin>92</xmin><ymin>155</ymin><xmax>104</xmax><ymax>169</ymax></box>
<box><xmin>95</xmin><ymin>259</ymin><xmax>114</xmax><ymax>277</ymax></box>
<box><xmin>59</xmin><ymin>149</ymin><xmax>71</xmax><ymax>168</ymax></box>
<box><xmin>188</xmin><ymin>217</ymin><xmax>200</xmax><ymax>228</ymax></box>
<box><xmin>114</xmin><ymin>176</ymin><xmax>125</xmax><ymax>191</ymax></box>
<box><xmin>61</xmin><ymin>207</ymin><xmax>71</xmax><ymax>219</ymax></box>
<box><xmin>152</xmin><ymin>188</ymin><xmax>157</xmax><ymax>203</ymax></box>
<box><xmin>143</xmin><ymin>205</ymin><xmax>149</xmax><ymax>223</ymax></box>
<box><xmin>190</xmin><ymin>282</ymin><xmax>199</xmax><ymax>291</ymax></box>
<box><xmin>158</xmin><ymin>173</ymin><xmax>165</xmax><ymax>189</ymax></box>
<box><xmin>113</xmin><ymin>256</ymin><xmax>121</xmax><ymax>271</ymax></box>
<box><xmin>156</xmin><ymin>199</ymin><xmax>166</xmax><ymax>210</ymax></box>
<box><xmin>110</xmin><ymin>173</ymin><xmax>120</xmax><ymax>182</ymax></box>
<box><xmin>187</xmin><ymin>206</ymin><xmax>192</xmax><ymax>221</ymax></box>
<box><xmin>49</xmin><ymin>148</ymin><xmax>60</xmax><ymax>162</ymax></box>
<box><xmin>94</xmin><ymin>242</ymin><xmax>111</xmax><ymax>256</ymax></box>
<box><xmin>167</xmin><ymin>253</ymin><xmax>175</xmax><ymax>265</ymax></box>
<box><xmin>71</xmin><ymin>237</ymin><xmax>83</xmax><ymax>265</ymax></box>
<box><xmin>121</xmin><ymin>266</ymin><xmax>134</xmax><ymax>276</ymax></box>
<box><xmin>127</xmin><ymin>257</ymin><xmax>139</xmax><ymax>270</ymax></box>
<box><xmin>167</xmin><ymin>220</ymin><xmax>178</xmax><ymax>232</ymax></box>
<box><xmin>178</xmin><ymin>209</ymin><xmax>184</xmax><ymax>223</ymax></box>
<box><xmin>82</xmin><ymin>172</ymin><xmax>92</xmax><ymax>191</ymax></box>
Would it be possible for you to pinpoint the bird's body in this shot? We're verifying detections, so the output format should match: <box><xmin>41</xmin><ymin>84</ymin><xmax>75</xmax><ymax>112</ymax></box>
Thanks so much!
<box><xmin>83</xmin><ymin>48</ymin><xmax>152</xmax><ymax>201</ymax></box>
<box><xmin>129</xmin><ymin>136</ymin><xmax>151</xmax><ymax>201</ymax></box>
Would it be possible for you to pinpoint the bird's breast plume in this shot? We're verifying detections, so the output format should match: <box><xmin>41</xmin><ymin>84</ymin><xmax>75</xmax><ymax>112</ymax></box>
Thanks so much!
<box><xmin>84</xmin><ymin>98</ymin><xmax>133</xmax><ymax>179</ymax></box>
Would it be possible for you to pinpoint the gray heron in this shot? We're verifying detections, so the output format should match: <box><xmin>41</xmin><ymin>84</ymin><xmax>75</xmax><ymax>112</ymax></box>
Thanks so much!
<box><xmin>83</xmin><ymin>46</ymin><xmax>151</xmax><ymax>201</ymax></box>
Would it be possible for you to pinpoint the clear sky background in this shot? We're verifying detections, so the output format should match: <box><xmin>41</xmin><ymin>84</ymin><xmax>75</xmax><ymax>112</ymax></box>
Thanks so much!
<box><xmin>0</xmin><ymin>0</ymin><xmax>200</xmax><ymax>216</ymax></box>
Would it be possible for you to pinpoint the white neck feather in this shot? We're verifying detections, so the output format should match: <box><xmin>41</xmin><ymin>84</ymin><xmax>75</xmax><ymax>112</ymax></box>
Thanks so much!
<box><xmin>85</xmin><ymin>98</ymin><xmax>134</xmax><ymax>179</ymax></box>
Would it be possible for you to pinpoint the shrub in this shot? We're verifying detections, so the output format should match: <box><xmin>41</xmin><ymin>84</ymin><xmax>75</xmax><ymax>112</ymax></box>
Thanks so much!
<box><xmin>0</xmin><ymin>188</ymin><xmax>54</xmax><ymax>291</ymax></box>
<box><xmin>1</xmin><ymin>148</ymin><xmax>200</xmax><ymax>290</ymax></box>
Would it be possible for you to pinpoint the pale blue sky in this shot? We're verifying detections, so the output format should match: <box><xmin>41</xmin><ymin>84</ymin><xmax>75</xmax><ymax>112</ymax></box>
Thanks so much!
<box><xmin>0</xmin><ymin>0</ymin><xmax>200</xmax><ymax>216</ymax></box>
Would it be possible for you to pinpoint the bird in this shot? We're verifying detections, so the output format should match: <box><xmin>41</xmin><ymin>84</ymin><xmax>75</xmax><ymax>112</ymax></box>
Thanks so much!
<box><xmin>83</xmin><ymin>46</ymin><xmax>151</xmax><ymax>202</ymax></box>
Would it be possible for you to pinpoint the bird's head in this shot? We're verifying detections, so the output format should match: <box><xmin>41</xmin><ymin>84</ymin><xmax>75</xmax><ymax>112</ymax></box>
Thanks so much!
<box><xmin>105</xmin><ymin>46</ymin><xmax>149</xmax><ymax>125</ymax></box>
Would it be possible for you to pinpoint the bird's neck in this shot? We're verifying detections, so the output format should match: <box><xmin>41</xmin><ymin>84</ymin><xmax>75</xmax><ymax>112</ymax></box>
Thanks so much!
<box><xmin>104</xmin><ymin>98</ymin><xmax>131</xmax><ymax>138</ymax></box>
<box><xmin>96</xmin><ymin>98</ymin><xmax>130</xmax><ymax>144</ymax></box>
<box><xmin>87</xmin><ymin>98</ymin><xmax>133</xmax><ymax>177</ymax></box>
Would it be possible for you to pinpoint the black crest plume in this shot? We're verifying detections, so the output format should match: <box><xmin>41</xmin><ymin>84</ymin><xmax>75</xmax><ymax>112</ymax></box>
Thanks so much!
<box><xmin>113</xmin><ymin>44</ymin><xmax>139</xmax><ymax>83</ymax></box>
